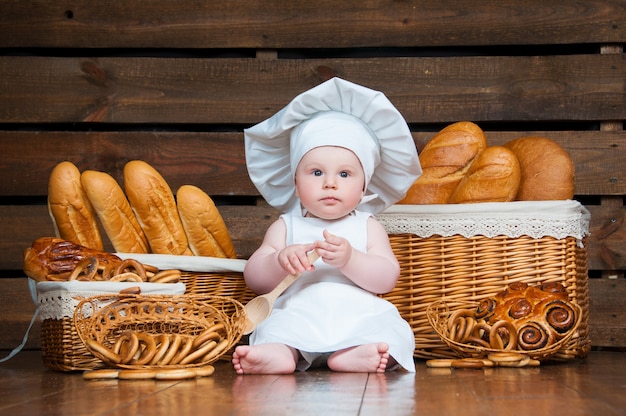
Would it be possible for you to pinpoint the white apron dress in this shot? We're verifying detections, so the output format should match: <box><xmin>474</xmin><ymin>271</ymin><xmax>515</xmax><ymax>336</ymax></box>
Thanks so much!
<box><xmin>249</xmin><ymin>209</ymin><xmax>416</xmax><ymax>372</ymax></box>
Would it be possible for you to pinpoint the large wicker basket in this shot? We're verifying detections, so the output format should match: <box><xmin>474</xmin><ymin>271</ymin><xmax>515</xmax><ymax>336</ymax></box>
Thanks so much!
<box><xmin>376</xmin><ymin>200</ymin><xmax>591</xmax><ymax>360</ymax></box>
<box><xmin>36</xmin><ymin>256</ymin><xmax>251</xmax><ymax>372</ymax></box>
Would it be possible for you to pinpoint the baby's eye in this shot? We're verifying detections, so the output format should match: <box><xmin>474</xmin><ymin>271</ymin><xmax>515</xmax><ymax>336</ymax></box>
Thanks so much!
<box><xmin>313</xmin><ymin>169</ymin><xmax>322</xmax><ymax>176</ymax></box>
<box><xmin>340</xmin><ymin>171</ymin><xmax>349</xmax><ymax>178</ymax></box>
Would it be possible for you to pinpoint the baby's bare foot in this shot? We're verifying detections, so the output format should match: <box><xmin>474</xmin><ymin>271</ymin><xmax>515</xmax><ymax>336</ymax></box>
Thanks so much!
<box><xmin>327</xmin><ymin>343</ymin><xmax>390</xmax><ymax>373</ymax></box>
<box><xmin>232</xmin><ymin>344</ymin><xmax>298</xmax><ymax>375</ymax></box>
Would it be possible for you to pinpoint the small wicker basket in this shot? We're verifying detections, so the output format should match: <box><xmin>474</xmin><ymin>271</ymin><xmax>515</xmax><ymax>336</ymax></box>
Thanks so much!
<box><xmin>73</xmin><ymin>294</ymin><xmax>246</xmax><ymax>369</ymax></box>
<box><xmin>36</xmin><ymin>256</ymin><xmax>252</xmax><ymax>372</ymax></box>
<box><xmin>376</xmin><ymin>201</ymin><xmax>592</xmax><ymax>360</ymax></box>
<box><xmin>36</xmin><ymin>280</ymin><xmax>185</xmax><ymax>371</ymax></box>
<box><xmin>426</xmin><ymin>299</ymin><xmax>584</xmax><ymax>361</ymax></box>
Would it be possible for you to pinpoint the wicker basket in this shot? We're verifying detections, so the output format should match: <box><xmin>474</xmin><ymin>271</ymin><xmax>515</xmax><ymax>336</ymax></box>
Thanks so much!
<box><xmin>36</xmin><ymin>255</ymin><xmax>251</xmax><ymax>372</ymax></box>
<box><xmin>426</xmin><ymin>300</ymin><xmax>584</xmax><ymax>361</ymax></box>
<box><xmin>36</xmin><ymin>280</ymin><xmax>186</xmax><ymax>371</ymax></box>
<box><xmin>376</xmin><ymin>200</ymin><xmax>592</xmax><ymax>360</ymax></box>
<box><xmin>73</xmin><ymin>294</ymin><xmax>246</xmax><ymax>369</ymax></box>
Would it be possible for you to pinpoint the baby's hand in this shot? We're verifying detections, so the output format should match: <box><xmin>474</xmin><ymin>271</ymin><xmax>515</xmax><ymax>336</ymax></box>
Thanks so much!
<box><xmin>315</xmin><ymin>230</ymin><xmax>352</xmax><ymax>268</ymax></box>
<box><xmin>277</xmin><ymin>244</ymin><xmax>316</xmax><ymax>275</ymax></box>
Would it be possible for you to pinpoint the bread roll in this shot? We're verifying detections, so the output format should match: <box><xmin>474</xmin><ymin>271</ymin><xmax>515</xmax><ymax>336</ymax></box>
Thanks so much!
<box><xmin>176</xmin><ymin>185</ymin><xmax>237</xmax><ymax>258</ymax></box>
<box><xmin>47</xmin><ymin>161</ymin><xmax>103</xmax><ymax>250</ymax></box>
<box><xmin>399</xmin><ymin>121</ymin><xmax>487</xmax><ymax>204</ymax></box>
<box><xmin>123</xmin><ymin>160</ymin><xmax>192</xmax><ymax>255</ymax></box>
<box><xmin>81</xmin><ymin>170</ymin><xmax>150</xmax><ymax>253</ymax></box>
<box><xmin>23</xmin><ymin>237</ymin><xmax>121</xmax><ymax>281</ymax></box>
<box><xmin>448</xmin><ymin>146</ymin><xmax>521</xmax><ymax>203</ymax></box>
<box><xmin>503</xmin><ymin>136</ymin><xmax>575</xmax><ymax>200</ymax></box>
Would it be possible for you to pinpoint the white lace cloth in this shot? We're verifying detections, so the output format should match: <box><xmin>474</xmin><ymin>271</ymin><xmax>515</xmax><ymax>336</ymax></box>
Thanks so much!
<box><xmin>376</xmin><ymin>200</ymin><xmax>590</xmax><ymax>244</ymax></box>
<box><xmin>34</xmin><ymin>281</ymin><xmax>186</xmax><ymax>320</ymax></box>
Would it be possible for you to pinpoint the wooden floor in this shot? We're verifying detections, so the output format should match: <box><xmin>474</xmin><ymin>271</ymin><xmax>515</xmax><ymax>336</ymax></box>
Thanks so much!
<box><xmin>0</xmin><ymin>351</ymin><xmax>624</xmax><ymax>415</ymax></box>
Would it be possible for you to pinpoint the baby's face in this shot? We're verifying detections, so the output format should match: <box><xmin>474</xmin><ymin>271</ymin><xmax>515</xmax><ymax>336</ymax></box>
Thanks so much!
<box><xmin>294</xmin><ymin>146</ymin><xmax>365</xmax><ymax>220</ymax></box>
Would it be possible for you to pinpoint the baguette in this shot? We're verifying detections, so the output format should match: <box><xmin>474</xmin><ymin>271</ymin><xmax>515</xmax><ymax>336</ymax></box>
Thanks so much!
<box><xmin>123</xmin><ymin>160</ymin><xmax>192</xmax><ymax>255</ymax></box>
<box><xmin>47</xmin><ymin>161</ymin><xmax>103</xmax><ymax>250</ymax></box>
<box><xmin>176</xmin><ymin>185</ymin><xmax>237</xmax><ymax>258</ymax></box>
<box><xmin>399</xmin><ymin>121</ymin><xmax>487</xmax><ymax>204</ymax></box>
<box><xmin>503</xmin><ymin>136</ymin><xmax>575</xmax><ymax>200</ymax></box>
<box><xmin>81</xmin><ymin>169</ymin><xmax>150</xmax><ymax>253</ymax></box>
<box><xmin>448</xmin><ymin>146</ymin><xmax>521</xmax><ymax>203</ymax></box>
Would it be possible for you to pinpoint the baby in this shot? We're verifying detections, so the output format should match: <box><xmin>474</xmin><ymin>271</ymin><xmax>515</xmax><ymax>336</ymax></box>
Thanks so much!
<box><xmin>233</xmin><ymin>78</ymin><xmax>422</xmax><ymax>374</ymax></box>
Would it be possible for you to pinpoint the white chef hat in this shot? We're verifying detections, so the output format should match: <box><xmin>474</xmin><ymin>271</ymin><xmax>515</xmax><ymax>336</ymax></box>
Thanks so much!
<box><xmin>244</xmin><ymin>77</ymin><xmax>422</xmax><ymax>214</ymax></box>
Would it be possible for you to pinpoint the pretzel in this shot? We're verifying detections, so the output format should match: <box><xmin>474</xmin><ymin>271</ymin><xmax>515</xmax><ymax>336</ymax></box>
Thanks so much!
<box><xmin>426</xmin><ymin>359</ymin><xmax>455</xmax><ymax>368</ymax></box>
<box><xmin>118</xmin><ymin>369</ymin><xmax>157</xmax><ymax>380</ymax></box>
<box><xmin>113</xmin><ymin>259</ymin><xmax>147</xmax><ymax>282</ymax></box>
<box><xmin>451</xmin><ymin>358</ymin><xmax>486</xmax><ymax>369</ymax></box>
<box><xmin>109</xmin><ymin>272</ymin><xmax>143</xmax><ymax>282</ymax></box>
<box><xmin>179</xmin><ymin>340</ymin><xmax>218</xmax><ymax>365</ymax></box>
<box><xmin>149</xmin><ymin>334</ymin><xmax>172</xmax><ymax>365</ymax></box>
<box><xmin>192</xmin><ymin>324</ymin><xmax>225</xmax><ymax>349</ymax></box>
<box><xmin>487</xmin><ymin>352</ymin><xmax>527</xmax><ymax>363</ymax></box>
<box><xmin>149</xmin><ymin>269</ymin><xmax>181</xmax><ymax>283</ymax></box>
<box><xmin>194</xmin><ymin>365</ymin><xmax>216</xmax><ymax>377</ymax></box>
<box><xmin>155</xmin><ymin>368</ymin><xmax>198</xmax><ymax>380</ymax></box>
<box><xmin>203</xmin><ymin>338</ymin><xmax>230</xmax><ymax>362</ymax></box>
<box><xmin>158</xmin><ymin>334</ymin><xmax>182</xmax><ymax>365</ymax></box>
<box><xmin>115</xmin><ymin>332</ymin><xmax>140</xmax><ymax>364</ymax></box>
<box><xmin>489</xmin><ymin>320</ymin><xmax>518</xmax><ymax>350</ymax></box>
<box><xmin>83</xmin><ymin>369</ymin><xmax>120</xmax><ymax>380</ymax></box>
<box><xmin>67</xmin><ymin>257</ymin><xmax>98</xmax><ymax>281</ymax></box>
<box><xmin>86</xmin><ymin>339</ymin><xmax>121</xmax><ymax>364</ymax></box>
<box><xmin>169</xmin><ymin>336</ymin><xmax>194</xmax><ymax>365</ymax></box>
<box><xmin>133</xmin><ymin>332</ymin><xmax>157</xmax><ymax>365</ymax></box>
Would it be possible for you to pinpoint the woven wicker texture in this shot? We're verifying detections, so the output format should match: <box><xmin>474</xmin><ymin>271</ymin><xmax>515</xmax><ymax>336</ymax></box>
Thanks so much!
<box><xmin>379</xmin><ymin>234</ymin><xmax>591</xmax><ymax>360</ymax></box>
<box><xmin>426</xmin><ymin>300</ymin><xmax>583</xmax><ymax>361</ymax></box>
<box><xmin>74</xmin><ymin>294</ymin><xmax>246</xmax><ymax>369</ymax></box>
<box><xmin>39</xmin><ymin>271</ymin><xmax>250</xmax><ymax>372</ymax></box>
<box><xmin>180</xmin><ymin>272</ymin><xmax>255</xmax><ymax>303</ymax></box>
<box><xmin>41</xmin><ymin>318</ymin><xmax>106</xmax><ymax>371</ymax></box>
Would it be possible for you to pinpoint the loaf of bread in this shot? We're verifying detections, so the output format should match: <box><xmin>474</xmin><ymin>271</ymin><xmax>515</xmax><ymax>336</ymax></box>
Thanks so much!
<box><xmin>399</xmin><ymin>121</ymin><xmax>487</xmax><ymax>204</ymax></box>
<box><xmin>23</xmin><ymin>237</ymin><xmax>121</xmax><ymax>281</ymax></box>
<box><xmin>47</xmin><ymin>161</ymin><xmax>103</xmax><ymax>250</ymax></box>
<box><xmin>448</xmin><ymin>146</ymin><xmax>521</xmax><ymax>203</ymax></box>
<box><xmin>176</xmin><ymin>185</ymin><xmax>237</xmax><ymax>258</ymax></box>
<box><xmin>123</xmin><ymin>160</ymin><xmax>193</xmax><ymax>255</ymax></box>
<box><xmin>81</xmin><ymin>170</ymin><xmax>150</xmax><ymax>253</ymax></box>
<box><xmin>503</xmin><ymin>136</ymin><xmax>575</xmax><ymax>200</ymax></box>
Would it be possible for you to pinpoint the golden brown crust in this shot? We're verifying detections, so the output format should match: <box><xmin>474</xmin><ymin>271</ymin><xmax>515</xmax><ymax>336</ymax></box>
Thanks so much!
<box><xmin>176</xmin><ymin>185</ymin><xmax>237</xmax><ymax>258</ymax></box>
<box><xmin>399</xmin><ymin>122</ymin><xmax>488</xmax><ymax>204</ymax></box>
<box><xmin>81</xmin><ymin>170</ymin><xmax>149</xmax><ymax>253</ymax></box>
<box><xmin>47</xmin><ymin>161</ymin><xmax>103</xmax><ymax>250</ymax></box>
<box><xmin>448</xmin><ymin>146</ymin><xmax>521</xmax><ymax>203</ymax></box>
<box><xmin>123</xmin><ymin>161</ymin><xmax>192</xmax><ymax>255</ymax></box>
<box><xmin>23</xmin><ymin>237</ymin><xmax>121</xmax><ymax>281</ymax></box>
<box><xmin>503</xmin><ymin>136</ymin><xmax>575</xmax><ymax>200</ymax></box>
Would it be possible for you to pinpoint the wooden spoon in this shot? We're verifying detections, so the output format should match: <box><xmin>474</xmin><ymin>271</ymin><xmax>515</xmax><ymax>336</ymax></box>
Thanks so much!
<box><xmin>243</xmin><ymin>251</ymin><xmax>319</xmax><ymax>335</ymax></box>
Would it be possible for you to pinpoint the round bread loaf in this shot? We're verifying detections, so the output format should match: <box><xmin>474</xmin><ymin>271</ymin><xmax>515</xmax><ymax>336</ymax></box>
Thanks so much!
<box><xmin>448</xmin><ymin>146</ymin><xmax>521</xmax><ymax>203</ymax></box>
<box><xmin>399</xmin><ymin>121</ymin><xmax>487</xmax><ymax>204</ymax></box>
<box><xmin>81</xmin><ymin>169</ymin><xmax>150</xmax><ymax>253</ymax></box>
<box><xmin>503</xmin><ymin>136</ymin><xmax>575</xmax><ymax>200</ymax></box>
<box><xmin>123</xmin><ymin>160</ymin><xmax>192</xmax><ymax>255</ymax></box>
<box><xmin>47</xmin><ymin>161</ymin><xmax>103</xmax><ymax>250</ymax></box>
<box><xmin>176</xmin><ymin>185</ymin><xmax>237</xmax><ymax>258</ymax></box>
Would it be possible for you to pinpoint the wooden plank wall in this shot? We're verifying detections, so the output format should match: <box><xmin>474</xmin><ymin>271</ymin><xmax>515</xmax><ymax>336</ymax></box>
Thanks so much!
<box><xmin>0</xmin><ymin>1</ymin><xmax>624</xmax><ymax>352</ymax></box>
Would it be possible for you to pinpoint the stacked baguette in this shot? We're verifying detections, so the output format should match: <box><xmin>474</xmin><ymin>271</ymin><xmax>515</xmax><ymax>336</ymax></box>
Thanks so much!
<box><xmin>399</xmin><ymin>121</ymin><xmax>575</xmax><ymax>204</ymax></box>
<box><xmin>47</xmin><ymin>160</ymin><xmax>236</xmax><ymax>258</ymax></box>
